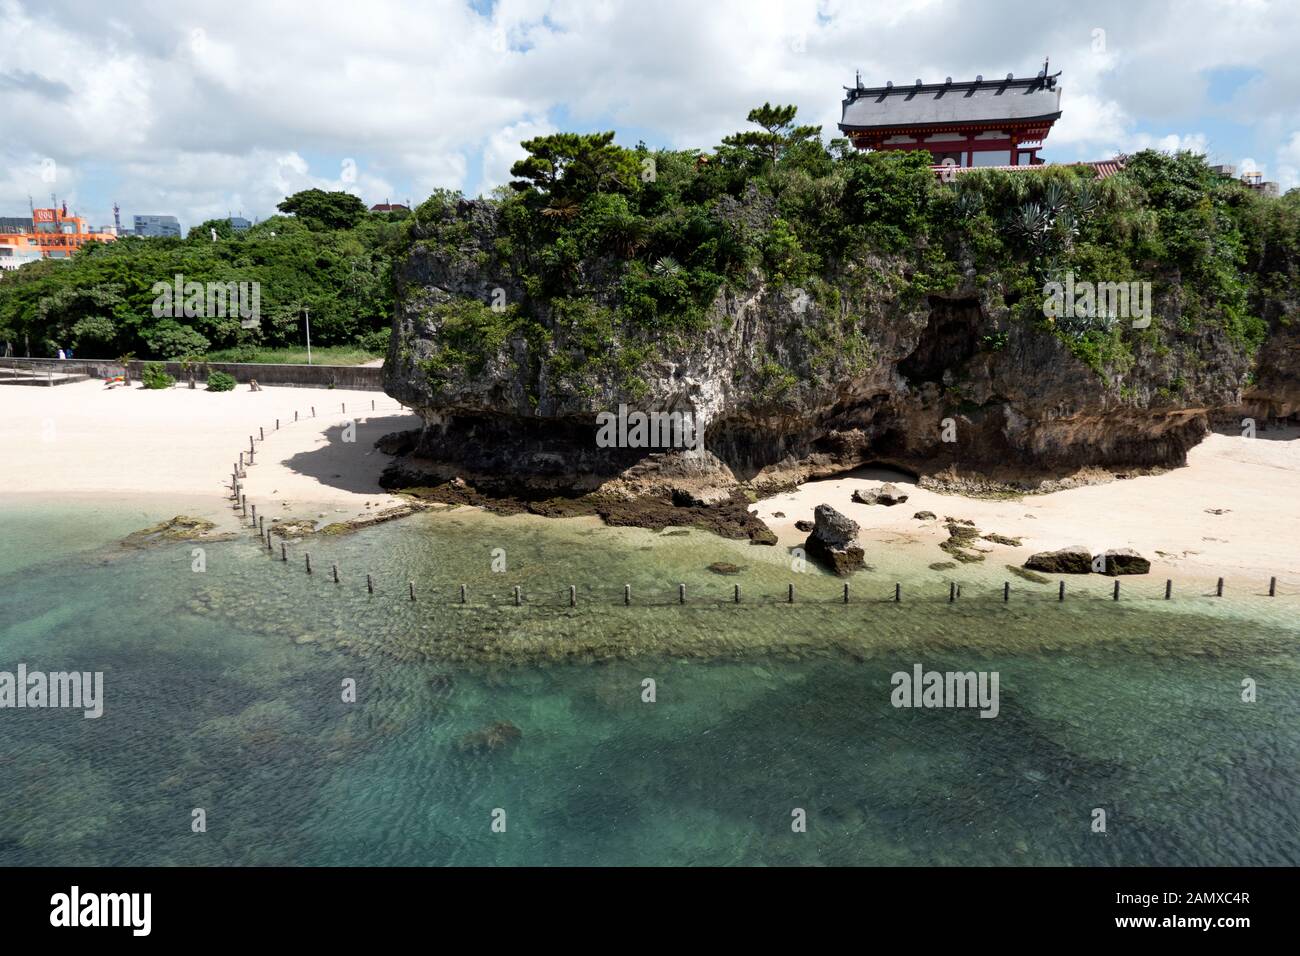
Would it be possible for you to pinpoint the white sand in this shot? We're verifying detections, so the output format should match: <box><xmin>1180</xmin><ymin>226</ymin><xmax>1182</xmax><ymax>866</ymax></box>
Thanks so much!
<box><xmin>2</xmin><ymin>378</ymin><xmax>1297</xmax><ymax>584</ymax></box>
<box><xmin>750</xmin><ymin>427</ymin><xmax>1300</xmax><ymax>587</ymax></box>
<box><xmin>0</xmin><ymin>378</ymin><xmax>421</xmax><ymax>528</ymax></box>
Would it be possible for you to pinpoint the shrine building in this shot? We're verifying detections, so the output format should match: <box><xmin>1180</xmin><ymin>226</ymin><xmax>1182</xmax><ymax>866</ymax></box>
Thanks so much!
<box><xmin>839</xmin><ymin>61</ymin><xmax>1062</xmax><ymax>170</ymax></box>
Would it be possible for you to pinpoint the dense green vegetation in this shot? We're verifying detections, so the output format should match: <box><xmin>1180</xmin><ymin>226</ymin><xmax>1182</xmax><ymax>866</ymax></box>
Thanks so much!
<box><xmin>404</xmin><ymin>108</ymin><xmax>1298</xmax><ymax>388</ymax></box>
<box><xmin>0</xmin><ymin>192</ymin><xmax>405</xmax><ymax>360</ymax></box>
<box><xmin>3</xmin><ymin>108</ymin><xmax>1297</xmax><ymax>393</ymax></box>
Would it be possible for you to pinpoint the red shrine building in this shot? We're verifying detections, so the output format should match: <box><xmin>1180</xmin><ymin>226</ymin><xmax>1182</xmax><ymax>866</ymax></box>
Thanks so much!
<box><xmin>839</xmin><ymin>61</ymin><xmax>1062</xmax><ymax>170</ymax></box>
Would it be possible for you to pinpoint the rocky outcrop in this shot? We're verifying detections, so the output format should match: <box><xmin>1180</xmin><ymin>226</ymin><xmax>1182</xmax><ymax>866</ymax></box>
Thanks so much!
<box><xmin>1101</xmin><ymin>548</ymin><xmax>1152</xmax><ymax>575</ymax></box>
<box><xmin>1024</xmin><ymin>546</ymin><xmax>1093</xmax><ymax>574</ymax></box>
<box><xmin>383</xmin><ymin>194</ymin><xmax>1300</xmax><ymax>520</ymax></box>
<box><xmin>852</xmin><ymin>482</ymin><xmax>909</xmax><ymax>506</ymax></box>
<box><xmin>803</xmin><ymin>504</ymin><xmax>864</xmax><ymax>576</ymax></box>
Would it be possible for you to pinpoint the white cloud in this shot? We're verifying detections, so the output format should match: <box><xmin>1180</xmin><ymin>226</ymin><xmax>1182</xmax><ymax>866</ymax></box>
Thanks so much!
<box><xmin>1</xmin><ymin>0</ymin><xmax>1299</xmax><ymax>226</ymax></box>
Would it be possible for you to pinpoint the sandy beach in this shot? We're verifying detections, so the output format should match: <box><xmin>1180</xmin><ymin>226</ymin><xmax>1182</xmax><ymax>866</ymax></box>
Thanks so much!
<box><xmin>750</xmin><ymin>427</ymin><xmax>1300</xmax><ymax>588</ymax></box>
<box><xmin>0</xmin><ymin>378</ymin><xmax>421</xmax><ymax>528</ymax></box>
<box><xmin>2</xmin><ymin>377</ymin><xmax>1297</xmax><ymax>587</ymax></box>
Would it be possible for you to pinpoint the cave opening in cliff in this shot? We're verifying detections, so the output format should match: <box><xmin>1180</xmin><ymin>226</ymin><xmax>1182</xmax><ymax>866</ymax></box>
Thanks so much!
<box><xmin>899</xmin><ymin>296</ymin><xmax>985</xmax><ymax>386</ymax></box>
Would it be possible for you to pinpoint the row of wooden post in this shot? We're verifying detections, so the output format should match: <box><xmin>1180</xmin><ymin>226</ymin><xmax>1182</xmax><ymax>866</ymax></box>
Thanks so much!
<box><xmin>256</xmin><ymin>551</ymin><xmax>1282</xmax><ymax>602</ymax></box>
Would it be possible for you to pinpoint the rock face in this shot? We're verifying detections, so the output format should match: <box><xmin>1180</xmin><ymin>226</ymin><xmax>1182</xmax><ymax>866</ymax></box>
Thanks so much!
<box><xmin>852</xmin><ymin>482</ymin><xmax>909</xmax><ymax>506</ymax></box>
<box><xmin>803</xmin><ymin>504</ymin><xmax>865</xmax><ymax>576</ymax></box>
<box><xmin>1024</xmin><ymin>546</ymin><xmax>1094</xmax><ymax>574</ymax></box>
<box><xmin>1101</xmin><ymin>548</ymin><xmax>1151</xmax><ymax>575</ymax></box>
<box><xmin>383</xmin><ymin>195</ymin><xmax>1300</xmax><ymax>506</ymax></box>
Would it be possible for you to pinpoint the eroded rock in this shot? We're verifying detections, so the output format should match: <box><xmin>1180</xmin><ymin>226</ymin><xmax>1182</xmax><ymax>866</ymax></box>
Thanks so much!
<box><xmin>803</xmin><ymin>504</ymin><xmax>864</xmax><ymax>576</ymax></box>
<box><xmin>1024</xmin><ymin>546</ymin><xmax>1093</xmax><ymax>574</ymax></box>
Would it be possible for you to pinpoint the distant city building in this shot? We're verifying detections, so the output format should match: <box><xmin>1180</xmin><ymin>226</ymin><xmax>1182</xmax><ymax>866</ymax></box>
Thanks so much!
<box><xmin>1214</xmin><ymin>166</ymin><xmax>1281</xmax><ymax>196</ymax></box>
<box><xmin>0</xmin><ymin>216</ymin><xmax>33</xmax><ymax>233</ymax></box>
<box><xmin>0</xmin><ymin>245</ymin><xmax>42</xmax><ymax>271</ymax></box>
<box><xmin>227</xmin><ymin>216</ymin><xmax>252</xmax><ymax>232</ymax></box>
<box><xmin>370</xmin><ymin>202</ymin><xmax>409</xmax><ymax>213</ymax></box>
<box><xmin>0</xmin><ymin>207</ymin><xmax>116</xmax><ymax>260</ymax></box>
<box><xmin>133</xmin><ymin>214</ymin><xmax>182</xmax><ymax>238</ymax></box>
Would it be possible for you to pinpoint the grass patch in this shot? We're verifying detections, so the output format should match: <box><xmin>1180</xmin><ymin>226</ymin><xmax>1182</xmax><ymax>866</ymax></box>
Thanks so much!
<box><xmin>202</xmin><ymin>346</ymin><xmax>382</xmax><ymax>366</ymax></box>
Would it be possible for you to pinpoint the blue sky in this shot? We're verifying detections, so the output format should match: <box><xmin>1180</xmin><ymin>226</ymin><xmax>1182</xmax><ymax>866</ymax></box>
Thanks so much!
<box><xmin>2</xmin><ymin>0</ymin><xmax>1297</xmax><ymax>233</ymax></box>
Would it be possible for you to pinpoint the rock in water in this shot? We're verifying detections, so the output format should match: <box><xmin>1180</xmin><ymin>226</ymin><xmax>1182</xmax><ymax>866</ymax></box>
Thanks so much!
<box><xmin>456</xmin><ymin>720</ymin><xmax>522</xmax><ymax>754</ymax></box>
<box><xmin>912</xmin><ymin>510</ymin><xmax>937</xmax><ymax>520</ymax></box>
<box><xmin>1024</xmin><ymin>545</ymin><xmax>1093</xmax><ymax>574</ymax></box>
<box><xmin>804</xmin><ymin>504</ymin><xmax>865</xmax><ymax>576</ymax></box>
<box><xmin>1101</xmin><ymin>548</ymin><xmax>1151</xmax><ymax>575</ymax></box>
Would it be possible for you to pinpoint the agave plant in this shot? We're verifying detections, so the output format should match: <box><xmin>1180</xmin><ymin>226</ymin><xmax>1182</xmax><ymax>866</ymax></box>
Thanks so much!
<box><xmin>1072</xmin><ymin>181</ymin><xmax>1100</xmax><ymax>218</ymax></box>
<box><xmin>653</xmin><ymin>256</ymin><xmax>683</xmax><ymax>277</ymax></box>
<box><xmin>1010</xmin><ymin>202</ymin><xmax>1050</xmax><ymax>246</ymax></box>
<box><xmin>1042</xmin><ymin>181</ymin><xmax>1069</xmax><ymax>218</ymax></box>
<box><xmin>955</xmin><ymin>190</ymin><xmax>984</xmax><ymax>220</ymax></box>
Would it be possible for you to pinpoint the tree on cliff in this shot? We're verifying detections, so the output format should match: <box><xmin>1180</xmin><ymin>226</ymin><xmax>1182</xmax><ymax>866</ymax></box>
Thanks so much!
<box><xmin>277</xmin><ymin>189</ymin><xmax>368</xmax><ymax>230</ymax></box>
<box><xmin>720</xmin><ymin>103</ymin><xmax>823</xmax><ymax>171</ymax></box>
<box><xmin>509</xmin><ymin>132</ymin><xmax>641</xmax><ymax>200</ymax></box>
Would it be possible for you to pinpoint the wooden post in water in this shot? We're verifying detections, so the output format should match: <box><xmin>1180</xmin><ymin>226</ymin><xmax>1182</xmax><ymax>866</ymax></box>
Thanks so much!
<box><xmin>276</xmin><ymin>418</ymin><xmax>280</xmax><ymax>430</ymax></box>
<box><xmin>787</xmin><ymin>583</ymin><xmax>794</xmax><ymax>604</ymax></box>
<box><xmin>1269</xmin><ymin>576</ymin><xmax>1277</xmax><ymax>597</ymax></box>
<box><xmin>371</xmin><ymin>399</ymin><xmax>375</xmax><ymax>411</ymax></box>
<box><xmin>294</xmin><ymin>411</ymin><xmax>298</xmax><ymax>422</ymax></box>
<box><xmin>949</xmin><ymin>582</ymin><xmax>956</xmax><ymax>603</ymax></box>
<box><xmin>341</xmin><ymin>403</ymin><xmax>345</xmax><ymax>413</ymax></box>
<box><xmin>624</xmin><ymin>584</ymin><xmax>630</xmax><ymax>606</ymax></box>
<box><xmin>1058</xmin><ymin>581</ymin><xmax>1065</xmax><ymax>602</ymax></box>
<box><xmin>515</xmin><ymin>586</ymin><xmax>522</xmax><ymax>606</ymax></box>
<box><xmin>249</xmin><ymin>436</ymin><xmax>254</xmax><ymax>455</ymax></box>
<box><xmin>367</xmin><ymin>574</ymin><xmax>374</xmax><ymax>594</ymax></box>
<box><xmin>1003</xmin><ymin>582</ymin><xmax>1010</xmax><ymax>602</ymax></box>
<box><xmin>258</xmin><ymin>515</ymin><xmax>264</xmax><ymax>535</ymax></box>
<box><xmin>409</xmin><ymin>581</ymin><xmax>416</xmax><ymax>601</ymax></box>
<box><xmin>241</xmin><ymin>496</ymin><xmax>247</xmax><ymax>518</ymax></box>
<box><xmin>281</xmin><ymin>543</ymin><xmax>287</xmax><ymax>561</ymax></box>
<box><xmin>734</xmin><ymin>584</ymin><xmax>740</xmax><ymax>604</ymax></box>
<box><xmin>1165</xmin><ymin>579</ymin><xmax>1172</xmax><ymax>600</ymax></box>
<box><xmin>311</xmin><ymin>405</ymin><xmax>315</xmax><ymax>418</ymax></box>
<box><xmin>843</xmin><ymin>583</ymin><xmax>849</xmax><ymax>605</ymax></box>
<box><xmin>331</xmin><ymin>563</ymin><xmax>339</xmax><ymax>584</ymax></box>
<box><xmin>260</xmin><ymin>426</ymin><xmax>264</xmax><ymax>441</ymax></box>
<box><xmin>569</xmin><ymin>585</ymin><xmax>576</xmax><ymax>607</ymax></box>
<box><xmin>266</xmin><ymin>530</ymin><xmax>273</xmax><ymax>551</ymax></box>
<box><xmin>678</xmin><ymin>583</ymin><xmax>686</xmax><ymax>605</ymax></box>
<box><xmin>1113</xmin><ymin>579</ymin><xmax>1120</xmax><ymax>601</ymax></box>
<box><xmin>460</xmin><ymin>584</ymin><xmax>466</xmax><ymax>604</ymax></box>
<box><xmin>305</xmin><ymin>553</ymin><xmax>312</xmax><ymax>575</ymax></box>
<box><xmin>894</xmin><ymin>583</ymin><xmax>901</xmax><ymax>603</ymax></box>
<box><xmin>1216</xmin><ymin>577</ymin><xmax>1224</xmax><ymax>597</ymax></box>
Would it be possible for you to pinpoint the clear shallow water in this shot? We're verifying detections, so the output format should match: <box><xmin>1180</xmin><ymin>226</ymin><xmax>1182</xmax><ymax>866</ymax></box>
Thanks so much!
<box><xmin>0</xmin><ymin>499</ymin><xmax>1297</xmax><ymax>866</ymax></box>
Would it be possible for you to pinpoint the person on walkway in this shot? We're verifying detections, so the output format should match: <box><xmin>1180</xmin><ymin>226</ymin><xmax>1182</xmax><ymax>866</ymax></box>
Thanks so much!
<box><xmin>57</xmin><ymin>348</ymin><xmax>66</xmax><ymax>360</ymax></box>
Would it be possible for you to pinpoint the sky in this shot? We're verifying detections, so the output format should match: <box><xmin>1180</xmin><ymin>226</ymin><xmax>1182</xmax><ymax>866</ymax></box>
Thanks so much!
<box><xmin>1</xmin><ymin>0</ymin><xmax>1297</xmax><ymax>233</ymax></box>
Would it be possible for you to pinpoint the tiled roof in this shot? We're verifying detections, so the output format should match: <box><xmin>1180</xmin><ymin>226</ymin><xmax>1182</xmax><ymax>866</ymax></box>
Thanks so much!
<box><xmin>930</xmin><ymin>158</ymin><xmax>1127</xmax><ymax>179</ymax></box>
<box><xmin>842</xmin><ymin>73</ymin><xmax>1062</xmax><ymax>132</ymax></box>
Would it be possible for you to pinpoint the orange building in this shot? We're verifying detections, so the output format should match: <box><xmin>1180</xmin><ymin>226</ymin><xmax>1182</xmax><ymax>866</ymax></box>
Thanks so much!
<box><xmin>0</xmin><ymin>206</ymin><xmax>117</xmax><ymax>260</ymax></box>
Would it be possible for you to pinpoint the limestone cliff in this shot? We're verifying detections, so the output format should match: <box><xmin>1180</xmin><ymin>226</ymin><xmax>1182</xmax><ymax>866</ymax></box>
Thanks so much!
<box><xmin>382</xmin><ymin>185</ymin><xmax>1298</xmax><ymax>505</ymax></box>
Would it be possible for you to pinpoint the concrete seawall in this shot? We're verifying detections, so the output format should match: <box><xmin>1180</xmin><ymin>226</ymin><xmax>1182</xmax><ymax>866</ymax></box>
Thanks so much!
<box><xmin>0</xmin><ymin>358</ymin><xmax>385</xmax><ymax>391</ymax></box>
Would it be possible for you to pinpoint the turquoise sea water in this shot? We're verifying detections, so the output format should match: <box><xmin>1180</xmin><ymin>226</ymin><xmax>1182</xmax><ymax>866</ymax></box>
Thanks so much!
<box><xmin>0</xmin><ymin>498</ymin><xmax>1297</xmax><ymax>866</ymax></box>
